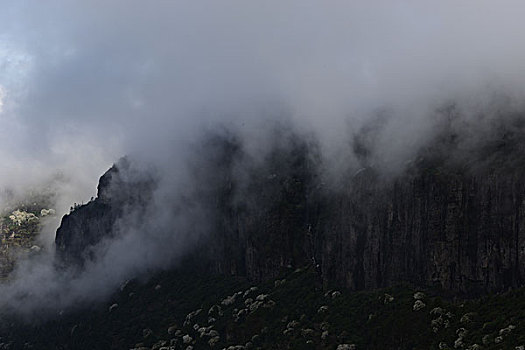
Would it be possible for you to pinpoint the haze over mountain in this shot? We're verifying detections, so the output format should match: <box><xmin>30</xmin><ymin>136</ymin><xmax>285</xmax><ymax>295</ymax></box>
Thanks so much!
<box><xmin>2</xmin><ymin>0</ymin><xmax>525</xmax><ymax>323</ymax></box>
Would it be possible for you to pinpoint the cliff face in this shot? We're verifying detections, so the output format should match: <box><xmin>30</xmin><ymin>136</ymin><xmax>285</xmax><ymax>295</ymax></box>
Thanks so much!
<box><xmin>55</xmin><ymin>158</ymin><xmax>155</xmax><ymax>266</ymax></box>
<box><xmin>204</xmin><ymin>142</ymin><xmax>525</xmax><ymax>296</ymax></box>
<box><xmin>54</xmin><ymin>131</ymin><xmax>525</xmax><ymax>296</ymax></box>
<box><xmin>317</xmin><ymin>170</ymin><xmax>525</xmax><ymax>295</ymax></box>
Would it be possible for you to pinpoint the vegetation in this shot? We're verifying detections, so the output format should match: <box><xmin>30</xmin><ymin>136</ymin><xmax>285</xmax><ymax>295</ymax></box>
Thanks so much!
<box><xmin>0</xmin><ymin>265</ymin><xmax>523</xmax><ymax>349</ymax></box>
<box><xmin>0</xmin><ymin>194</ymin><xmax>55</xmax><ymax>280</ymax></box>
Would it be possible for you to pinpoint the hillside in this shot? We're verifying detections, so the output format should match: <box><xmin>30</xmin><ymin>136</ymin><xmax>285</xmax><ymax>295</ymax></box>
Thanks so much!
<box><xmin>0</xmin><ymin>265</ymin><xmax>524</xmax><ymax>349</ymax></box>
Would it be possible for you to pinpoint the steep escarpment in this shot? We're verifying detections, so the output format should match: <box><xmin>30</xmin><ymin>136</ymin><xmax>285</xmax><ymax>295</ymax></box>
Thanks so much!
<box><xmin>53</xmin><ymin>121</ymin><xmax>525</xmax><ymax>296</ymax></box>
<box><xmin>204</xmin><ymin>139</ymin><xmax>525</xmax><ymax>295</ymax></box>
<box><xmin>317</xmin><ymin>168</ymin><xmax>525</xmax><ymax>295</ymax></box>
<box><xmin>55</xmin><ymin>157</ymin><xmax>156</xmax><ymax>266</ymax></box>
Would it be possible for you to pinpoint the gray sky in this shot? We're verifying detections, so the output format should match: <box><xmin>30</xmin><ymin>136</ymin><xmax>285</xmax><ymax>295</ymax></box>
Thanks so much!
<box><xmin>2</xmin><ymin>1</ymin><xmax>525</xmax><ymax>189</ymax></box>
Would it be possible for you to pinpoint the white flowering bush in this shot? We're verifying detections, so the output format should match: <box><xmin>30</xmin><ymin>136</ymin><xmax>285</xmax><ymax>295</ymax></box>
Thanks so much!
<box><xmin>336</xmin><ymin>344</ymin><xmax>357</xmax><ymax>350</ymax></box>
<box><xmin>413</xmin><ymin>300</ymin><xmax>426</xmax><ymax>311</ymax></box>
<box><xmin>383</xmin><ymin>293</ymin><xmax>395</xmax><ymax>304</ymax></box>
<box><xmin>413</xmin><ymin>292</ymin><xmax>426</xmax><ymax>300</ymax></box>
<box><xmin>499</xmin><ymin>324</ymin><xmax>516</xmax><ymax>336</ymax></box>
<box><xmin>8</xmin><ymin>210</ymin><xmax>39</xmax><ymax>226</ymax></box>
<box><xmin>40</xmin><ymin>208</ymin><xmax>56</xmax><ymax>217</ymax></box>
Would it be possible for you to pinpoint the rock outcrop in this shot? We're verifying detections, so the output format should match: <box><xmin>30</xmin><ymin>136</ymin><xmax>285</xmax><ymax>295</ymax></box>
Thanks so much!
<box><xmin>55</xmin><ymin>157</ymin><xmax>156</xmax><ymax>266</ymax></box>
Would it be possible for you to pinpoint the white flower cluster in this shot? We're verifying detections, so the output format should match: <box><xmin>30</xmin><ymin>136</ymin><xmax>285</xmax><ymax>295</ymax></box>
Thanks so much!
<box><xmin>413</xmin><ymin>291</ymin><xmax>426</xmax><ymax>311</ymax></box>
<box><xmin>8</xmin><ymin>210</ymin><xmax>39</xmax><ymax>226</ymax></box>
<box><xmin>383</xmin><ymin>293</ymin><xmax>395</xmax><ymax>304</ymax></box>
<box><xmin>40</xmin><ymin>208</ymin><xmax>56</xmax><ymax>217</ymax></box>
<box><xmin>336</xmin><ymin>344</ymin><xmax>357</xmax><ymax>350</ymax></box>
<box><xmin>430</xmin><ymin>307</ymin><xmax>453</xmax><ymax>333</ymax></box>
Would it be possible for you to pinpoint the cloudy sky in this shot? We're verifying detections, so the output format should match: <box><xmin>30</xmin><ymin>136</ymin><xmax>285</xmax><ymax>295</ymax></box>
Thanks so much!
<box><xmin>2</xmin><ymin>0</ymin><xmax>525</xmax><ymax>210</ymax></box>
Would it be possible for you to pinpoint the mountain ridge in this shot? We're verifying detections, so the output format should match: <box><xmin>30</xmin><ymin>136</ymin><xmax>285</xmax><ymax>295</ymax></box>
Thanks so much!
<box><xmin>53</xmin><ymin>122</ymin><xmax>525</xmax><ymax>297</ymax></box>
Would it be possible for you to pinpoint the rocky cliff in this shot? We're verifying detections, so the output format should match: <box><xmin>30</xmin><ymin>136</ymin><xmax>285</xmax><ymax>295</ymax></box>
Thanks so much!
<box><xmin>55</xmin><ymin>157</ymin><xmax>156</xmax><ymax>266</ymax></box>
<box><xmin>54</xmin><ymin>123</ymin><xmax>525</xmax><ymax>296</ymax></box>
<box><xmin>203</xmin><ymin>133</ymin><xmax>525</xmax><ymax>296</ymax></box>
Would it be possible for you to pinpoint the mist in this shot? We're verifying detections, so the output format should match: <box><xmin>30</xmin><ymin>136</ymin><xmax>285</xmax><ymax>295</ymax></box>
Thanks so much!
<box><xmin>1</xmin><ymin>0</ymin><xmax>525</xmax><ymax>317</ymax></box>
